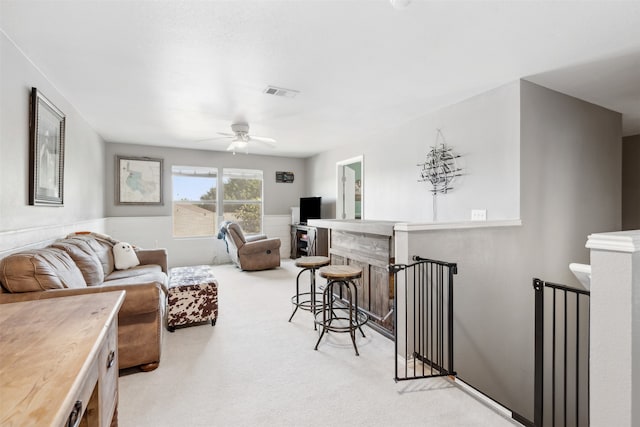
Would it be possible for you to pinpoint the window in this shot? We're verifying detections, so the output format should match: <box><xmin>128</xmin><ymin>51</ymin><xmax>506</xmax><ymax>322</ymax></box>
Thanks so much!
<box><xmin>172</xmin><ymin>166</ymin><xmax>217</xmax><ymax>237</ymax></box>
<box><xmin>222</xmin><ymin>168</ymin><xmax>263</xmax><ymax>234</ymax></box>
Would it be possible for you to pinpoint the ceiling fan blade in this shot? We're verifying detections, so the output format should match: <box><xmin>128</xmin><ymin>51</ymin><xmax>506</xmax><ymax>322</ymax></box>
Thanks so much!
<box><xmin>196</xmin><ymin>136</ymin><xmax>233</xmax><ymax>143</ymax></box>
<box><xmin>217</xmin><ymin>132</ymin><xmax>235</xmax><ymax>137</ymax></box>
<box><xmin>248</xmin><ymin>136</ymin><xmax>276</xmax><ymax>147</ymax></box>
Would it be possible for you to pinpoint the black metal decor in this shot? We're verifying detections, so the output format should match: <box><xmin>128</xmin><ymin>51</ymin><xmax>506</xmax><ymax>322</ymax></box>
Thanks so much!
<box><xmin>533</xmin><ymin>278</ymin><xmax>590</xmax><ymax>427</ymax></box>
<box><xmin>390</xmin><ymin>256</ymin><xmax>457</xmax><ymax>381</ymax></box>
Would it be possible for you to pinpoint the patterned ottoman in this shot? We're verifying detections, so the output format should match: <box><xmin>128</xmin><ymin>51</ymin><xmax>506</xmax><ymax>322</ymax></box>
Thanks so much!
<box><xmin>167</xmin><ymin>265</ymin><xmax>218</xmax><ymax>332</ymax></box>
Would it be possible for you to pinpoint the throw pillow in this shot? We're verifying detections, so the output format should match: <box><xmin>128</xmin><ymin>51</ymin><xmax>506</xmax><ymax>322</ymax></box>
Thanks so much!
<box><xmin>113</xmin><ymin>242</ymin><xmax>140</xmax><ymax>270</ymax></box>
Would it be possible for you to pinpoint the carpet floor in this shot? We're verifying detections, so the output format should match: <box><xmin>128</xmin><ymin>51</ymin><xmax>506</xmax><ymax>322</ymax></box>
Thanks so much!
<box><xmin>118</xmin><ymin>259</ymin><xmax>521</xmax><ymax>427</ymax></box>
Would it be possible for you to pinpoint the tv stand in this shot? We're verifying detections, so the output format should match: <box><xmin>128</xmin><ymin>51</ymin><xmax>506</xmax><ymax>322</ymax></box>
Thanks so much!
<box><xmin>291</xmin><ymin>224</ymin><xmax>328</xmax><ymax>259</ymax></box>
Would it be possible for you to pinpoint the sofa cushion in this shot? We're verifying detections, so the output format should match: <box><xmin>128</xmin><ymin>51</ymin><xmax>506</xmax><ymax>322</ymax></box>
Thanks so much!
<box><xmin>64</xmin><ymin>235</ymin><xmax>116</xmax><ymax>276</ymax></box>
<box><xmin>105</xmin><ymin>264</ymin><xmax>168</xmax><ymax>293</ymax></box>
<box><xmin>0</xmin><ymin>248</ymin><xmax>87</xmax><ymax>292</ymax></box>
<box><xmin>51</xmin><ymin>239</ymin><xmax>105</xmax><ymax>286</ymax></box>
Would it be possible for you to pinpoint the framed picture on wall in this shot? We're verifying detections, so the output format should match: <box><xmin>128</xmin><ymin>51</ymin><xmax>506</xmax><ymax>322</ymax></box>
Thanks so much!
<box><xmin>116</xmin><ymin>156</ymin><xmax>163</xmax><ymax>205</ymax></box>
<box><xmin>29</xmin><ymin>87</ymin><xmax>66</xmax><ymax>206</ymax></box>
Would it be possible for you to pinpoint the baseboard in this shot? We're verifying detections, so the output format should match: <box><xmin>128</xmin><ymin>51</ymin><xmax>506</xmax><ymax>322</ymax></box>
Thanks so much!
<box><xmin>454</xmin><ymin>377</ymin><xmax>522</xmax><ymax>424</ymax></box>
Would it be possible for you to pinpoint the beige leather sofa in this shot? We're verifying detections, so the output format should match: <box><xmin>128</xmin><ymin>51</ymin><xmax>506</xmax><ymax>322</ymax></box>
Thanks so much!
<box><xmin>0</xmin><ymin>233</ymin><xmax>167</xmax><ymax>372</ymax></box>
<box><xmin>223</xmin><ymin>222</ymin><xmax>281</xmax><ymax>271</ymax></box>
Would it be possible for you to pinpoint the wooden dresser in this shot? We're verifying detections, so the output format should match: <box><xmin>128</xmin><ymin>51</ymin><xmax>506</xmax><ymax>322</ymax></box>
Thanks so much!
<box><xmin>0</xmin><ymin>291</ymin><xmax>125</xmax><ymax>427</ymax></box>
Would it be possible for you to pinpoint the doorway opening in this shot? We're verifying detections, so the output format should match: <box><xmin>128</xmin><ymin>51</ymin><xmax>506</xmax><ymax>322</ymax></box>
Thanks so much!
<box><xmin>336</xmin><ymin>156</ymin><xmax>363</xmax><ymax>220</ymax></box>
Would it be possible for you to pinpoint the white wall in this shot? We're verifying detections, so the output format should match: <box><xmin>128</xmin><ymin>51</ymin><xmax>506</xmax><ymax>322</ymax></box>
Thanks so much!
<box><xmin>0</xmin><ymin>31</ymin><xmax>106</xmax><ymax>253</ymax></box>
<box><xmin>306</xmin><ymin>81</ymin><xmax>520</xmax><ymax>223</ymax></box>
<box><xmin>106</xmin><ymin>214</ymin><xmax>291</xmax><ymax>268</ymax></box>
<box><xmin>0</xmin><ymin>219</ymin><xmax>107</xmax><ymax>259</ymax></box>
<box><xmin>587</xmin><ymin>232</ymin><xmax>640</xmax><ymax>427</ymax></box>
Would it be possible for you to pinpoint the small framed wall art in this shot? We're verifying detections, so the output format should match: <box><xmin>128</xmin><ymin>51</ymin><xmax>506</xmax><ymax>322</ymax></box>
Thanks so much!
<box><xmin>116</xmin><ymin>156</ymin><xmax>164</xmax><ymax>205</ymax></box>
<box><xmin>276</xmin><ymin>171</ymin><xmax>294</xmax><ymax>183</ymax></box>
<box><xmin>29</xmin><ymin>87</ymin><xmax>66</xmax><ymax>206</ymax></box>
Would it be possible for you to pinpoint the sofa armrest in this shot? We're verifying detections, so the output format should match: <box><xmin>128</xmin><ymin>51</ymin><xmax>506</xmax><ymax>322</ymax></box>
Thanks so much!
<box><xmin>0</xmin><ymin>282</ymin><xmax>163</xmax><ymax>318</ymax></box>
<box><xmin>136</xmin><ymin>248</ymin><xmax>168</xmax><ymax>273</ymax></box>
<box><xmin>238</xmin><ymin>238</ymin><xmax>281</xmax><ymax>256</ymax></box>
<box><xmin>245</xmin><ymin>234</ymin><xmax>267</xmax><ymax>242</ymax></box>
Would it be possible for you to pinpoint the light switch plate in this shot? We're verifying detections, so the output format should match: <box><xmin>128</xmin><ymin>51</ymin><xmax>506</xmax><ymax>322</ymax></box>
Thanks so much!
<box><xmin>471</xmin><ymin>209</ymin><xmax>487</xmax><ymax>221</ymax></box>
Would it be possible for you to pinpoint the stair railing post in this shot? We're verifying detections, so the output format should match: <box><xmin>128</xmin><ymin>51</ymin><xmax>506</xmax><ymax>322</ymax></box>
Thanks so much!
<box><xmin>448</xmin><ymin>263</ymin><xmax>457</xmax><ymax>375</ymax></box>
<box><xmin>533</xmin><ymin>278</ymin><xmax>544</xmax><ymax>427</ymax></box>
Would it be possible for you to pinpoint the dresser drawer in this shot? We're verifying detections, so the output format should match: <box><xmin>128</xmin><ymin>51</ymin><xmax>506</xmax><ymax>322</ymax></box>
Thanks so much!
<box><xmin>99</xmin><ymin>320</ymin><xmax>119</xmax><ymax>427</ymax></box>
<box><xmin>67</xmin><ymin>357</ymin><xmax>99</xmax><ymax>427</ymax></box>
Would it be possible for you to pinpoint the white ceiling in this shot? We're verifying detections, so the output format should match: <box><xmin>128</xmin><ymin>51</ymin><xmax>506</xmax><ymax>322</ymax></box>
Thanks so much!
<box><xmin>1</xmin><ymin>0</ymin><xmax>639</xmax><ymax>158</ymax></box>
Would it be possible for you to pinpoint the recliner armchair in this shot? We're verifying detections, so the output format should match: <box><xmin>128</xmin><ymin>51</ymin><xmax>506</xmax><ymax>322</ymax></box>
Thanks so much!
<box><xmin>223</xmin><ymin>222</ymin><xmax>281</xmax><ymax>271</ymax></box>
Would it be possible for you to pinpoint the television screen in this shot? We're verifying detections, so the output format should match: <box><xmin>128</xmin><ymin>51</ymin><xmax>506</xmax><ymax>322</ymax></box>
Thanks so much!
<box><xmin>300</xmin><ymin>197</ymin><xmax>321</xmax><ymax>224</ymax></box>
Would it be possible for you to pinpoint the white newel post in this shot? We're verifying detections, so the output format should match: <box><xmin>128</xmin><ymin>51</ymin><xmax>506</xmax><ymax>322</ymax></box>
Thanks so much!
<box><xmin>586</xmin><ymin>231</ymin><xmax>640</xmax><ymax>427</ymax></box>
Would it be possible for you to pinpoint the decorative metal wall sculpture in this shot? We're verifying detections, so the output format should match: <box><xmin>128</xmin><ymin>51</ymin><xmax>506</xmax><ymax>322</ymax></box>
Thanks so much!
<box><xmin>417</xmin><ymin>129</ymin><xmax>462</xmax><ymax>194</ymax></box>
<box><xmin>417</xmin><ymin>129</ymin><xmax>462</xmax><ymax>221</ymax></box>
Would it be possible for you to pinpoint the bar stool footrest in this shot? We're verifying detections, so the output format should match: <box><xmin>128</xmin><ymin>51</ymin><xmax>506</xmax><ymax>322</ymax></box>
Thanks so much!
<box><xmin>290</xmin><ymin>292</ymin><xmax>325</xmax><ymax>313</ymax></box>
<box><xmin>314</xmin><ymin>307</ymin><xmax>368</xmax><ymax>333</ymax></box>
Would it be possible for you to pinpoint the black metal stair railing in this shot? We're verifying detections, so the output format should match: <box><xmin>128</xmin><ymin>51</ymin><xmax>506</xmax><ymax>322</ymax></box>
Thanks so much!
<box><xmin>390</xmin><ymin>256</ymin><xmax>457</xmax><ymax>382</ymax></box>
<box><xmin>533</xmin><ymin>278</ymin><xmax>590</xmax><ymax>427</ymax></box>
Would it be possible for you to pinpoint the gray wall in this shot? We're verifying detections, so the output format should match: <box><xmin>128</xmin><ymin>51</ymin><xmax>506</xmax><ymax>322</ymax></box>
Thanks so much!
<box><xmin>520</xmin><ymin>80</ymin><xmax>621</xmax><ymax>277</ymax></box>
<box><xmin>305</xmin><ymin>81</ymin><xmax>521</xmax><ymax>222</ymax></box>
<box><xmin>105</xmin><ymin>142</ymin><xmax>306</xmax><ymax>217</ymax></box>
<box><xmin>308</xmin><ymin>79</ymin><xmax>621</xmax><ymax>421</ymax></box>
<box><xmin>399</xmin><ymin>80</ymin><xmax>621</xmax><ymax>421</ymax></box>
<box><xmin>103</xmin><ymin>142</ymin><xmax>307</xmax><ymax>267</ymax></box>
<box><xmin>0</xmin><ymin>32</ymin><xmax>106</xmax><ymax>242</ymax></box>
<box><xmin>623</xmin><ymin>134</ymin><xmax>640</xmax><ymax>230</ymax></box>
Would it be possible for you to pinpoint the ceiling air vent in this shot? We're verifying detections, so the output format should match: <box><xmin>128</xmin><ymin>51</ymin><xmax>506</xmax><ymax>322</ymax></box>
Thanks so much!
<box><xmin>264</xmin><ymin>86</ymin><xmax>299</xmax><ymax>98</ymax></box>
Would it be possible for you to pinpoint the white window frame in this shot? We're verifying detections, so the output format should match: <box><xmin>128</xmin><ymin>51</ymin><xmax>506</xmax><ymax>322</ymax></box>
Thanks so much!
<box><xmin>171</xmin><ymin>165</ymin><xmax>219</xmax><ymax>238</ymax></box>
<box><xmin>221</xmin><ymin>168</ymin><xmax>264</xmax><ymax>235</ymax></box>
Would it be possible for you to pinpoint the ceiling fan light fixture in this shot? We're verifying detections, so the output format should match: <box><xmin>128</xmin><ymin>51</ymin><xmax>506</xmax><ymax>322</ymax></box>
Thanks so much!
<box><xmin>210</xmin><ymin>122</ymin><xmax>276</xmax><ymax>154</ymax></box>
<box><xmin>230</xmin><ymin>123</ymin><xmax>250</xmax><ymax>134</ymax></box>
<box><xmin>390</xmin><ymin>0</ymin><xmax>411</xmax><ymax>10</ymax></box>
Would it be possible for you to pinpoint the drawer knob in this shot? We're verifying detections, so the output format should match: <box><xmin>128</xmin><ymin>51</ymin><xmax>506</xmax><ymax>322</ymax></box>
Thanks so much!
<box><xmin>67</xmin><ymin>400</ymin><xmax>82</xmax><ymax>427</ymax></box>
<box><xmin>106</xmin><ymin>350</ymin><xmax>115</xmax><ymax>369</ymax></box>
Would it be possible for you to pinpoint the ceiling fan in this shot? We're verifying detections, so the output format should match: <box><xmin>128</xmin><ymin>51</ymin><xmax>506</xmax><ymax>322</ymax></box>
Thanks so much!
<box><xmin>211</xmin><ymin>123</ymin><xmax>276</xmax><ymax>154</ymax></box>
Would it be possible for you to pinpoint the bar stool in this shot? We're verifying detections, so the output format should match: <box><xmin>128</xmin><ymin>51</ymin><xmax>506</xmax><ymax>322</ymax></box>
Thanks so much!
<box><xmin>289</xmin><ymin>256</ymin><xmax>331</xmax><ymax>329</ymax></box>
<box><xmin>314</xmin><ymin>265</ymin><xmax>368</xmax><ymax>356</ymax></box>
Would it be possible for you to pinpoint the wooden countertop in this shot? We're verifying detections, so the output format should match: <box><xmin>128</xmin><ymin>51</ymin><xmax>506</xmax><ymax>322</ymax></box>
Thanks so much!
<box><xmin>0</xmin><ymin>291</ymin><xmax>125</xmax><ymax>427</ymax></box>
<box><xmin>308</xmin><ymin>218</ymin><xmax>523</xmax><ymax>235</ymax></box>
<box><xmin>307</xmin><ymin>219</ymin><xmax>397</xmax><ymax>236</ymax></box>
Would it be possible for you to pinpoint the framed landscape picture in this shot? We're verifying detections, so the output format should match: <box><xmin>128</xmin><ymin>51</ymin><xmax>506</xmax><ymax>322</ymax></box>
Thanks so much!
<box><xmin>29</xmin><ymin>87</ymin><xmax>65</xmax><ymax>206</ymax></box>
<box><xmin>116</xmin><ymin>156</ymin><xmax>163</xmax><ymax>205</ymax></box>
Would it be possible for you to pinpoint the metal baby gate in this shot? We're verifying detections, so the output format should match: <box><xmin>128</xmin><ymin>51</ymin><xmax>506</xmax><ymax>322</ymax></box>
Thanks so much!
<box><xmin>390</xmin><ymin>256</ymin><xmax>457</xmax><ymax>381</ymax></box>
<box><xmin>533</xmin><ymin>278</ymin><xmax>590</xmax><ymax>427</ymax></box>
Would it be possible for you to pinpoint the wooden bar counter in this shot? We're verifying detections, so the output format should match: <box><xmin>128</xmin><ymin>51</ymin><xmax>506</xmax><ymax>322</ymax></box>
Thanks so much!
<box><xmin>0</xmin><ymin>291</ymin><xmax>125</xmax><ymax>427</ymax></box>
<box><xmin>308</xmin><ymin>219</ymin><xmax>396</xmax><ymax>337</ymax></box>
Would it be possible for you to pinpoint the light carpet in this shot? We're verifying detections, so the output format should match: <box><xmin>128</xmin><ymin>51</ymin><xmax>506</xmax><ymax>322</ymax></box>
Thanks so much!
<box><xmin>119</xmin><ymin>259</ymin><xmax>521</xmax><ymax>427</ymax></box>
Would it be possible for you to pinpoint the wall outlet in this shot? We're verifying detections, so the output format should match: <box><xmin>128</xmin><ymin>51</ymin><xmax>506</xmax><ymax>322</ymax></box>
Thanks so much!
<box><xmin>471</xmin><ymin>209</ymin><xmax>487</xmax><ymax>221</ymax></box>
